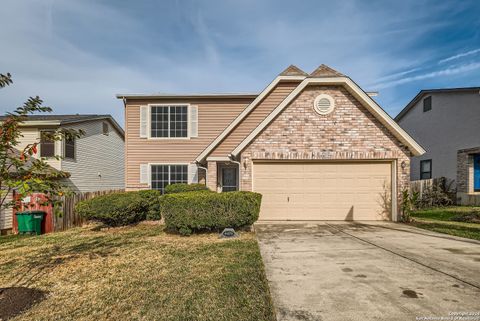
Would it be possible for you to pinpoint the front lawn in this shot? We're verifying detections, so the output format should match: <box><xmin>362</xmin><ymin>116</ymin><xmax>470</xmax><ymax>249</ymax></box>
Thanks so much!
<box><xmin>0</xmin><ymin>223</ymin><xmax>276</xmax><ymax>321</ymax></box>
<box><xmin>410</xmin><ymin>206</ymin><xmax>480</xmax><ymax>241</ymax></box>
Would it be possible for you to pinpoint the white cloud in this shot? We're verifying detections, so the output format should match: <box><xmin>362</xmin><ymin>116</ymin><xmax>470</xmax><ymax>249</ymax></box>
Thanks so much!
<box><xmin>373</xmin><ymin>62</ymin><xmax>480</xmax><ymax>89</ymax></box>
<box><xmin>439</xmin><ymin>48</ymin><xmax>480</xmax><ymax>64</ymax></box>
<box><xmin>375</xmin><ymin>67</ymin><xmax>423</xmax><ymax>83</ymax></box>
<box><xmin>0</xmin><ymin>0</ymin><xmax>475</xmax><ymax>123</ymax></box>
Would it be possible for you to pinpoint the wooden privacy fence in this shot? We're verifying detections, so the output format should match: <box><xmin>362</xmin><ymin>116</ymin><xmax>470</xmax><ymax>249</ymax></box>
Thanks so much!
<box><xmin>409</xmin><ymin>178</ymin><xmax>436</xmax><ymax>196</ymax></box>
<box><xmin>409</xmin><ymin>177</ymin><xmax>456</xmax><ymax>206</ymax></box>
<box><xmin>53</xmin><ymin>189</ymin><xmax>124</xmax><ymax>232</ymax></box>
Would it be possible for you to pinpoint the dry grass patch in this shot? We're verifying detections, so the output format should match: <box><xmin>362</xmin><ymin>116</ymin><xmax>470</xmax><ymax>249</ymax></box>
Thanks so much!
<box><xmin>0</xmin><ymin>223</ymin><xmax>275</xmax><ymax>321</ymax></box>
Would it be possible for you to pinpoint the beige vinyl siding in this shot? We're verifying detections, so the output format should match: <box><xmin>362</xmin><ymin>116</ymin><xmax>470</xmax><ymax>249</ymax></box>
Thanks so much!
<box><xmin>61</xmin><ymin>120</ymin><xmax>125</xmax><ymax>192</ymax></box>
<box><xmin>0</xmin><ymin>191</ymin><xmax>13</xmax><ymax>230</ymax></box>
<box><xmin>210</xmin><ymin>82</ymin><xmax>299</xmax><ymax>157</ymax></box>
<box><xmin>125</xmin><ymin>98</ymin><xmax>252</xmax><ymax>189</ymax></box>
<box><xmin>16</xmin><ymin>127</ymin><xmax>62</xmax><ymax>170</ymax></box>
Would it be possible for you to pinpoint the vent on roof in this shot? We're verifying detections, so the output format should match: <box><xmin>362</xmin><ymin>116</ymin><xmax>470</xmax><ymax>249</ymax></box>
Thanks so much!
<box><xmin>314</xmin><ymin>94</ymin><xmax>335</xmax><ymax>115</ymax></box>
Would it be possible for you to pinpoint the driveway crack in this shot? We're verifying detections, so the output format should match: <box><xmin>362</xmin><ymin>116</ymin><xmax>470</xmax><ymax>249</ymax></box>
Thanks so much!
<box><xmin>324</xmin><ymin>223</ymin><xmax>480</xmax><ymax>290</ymax></box>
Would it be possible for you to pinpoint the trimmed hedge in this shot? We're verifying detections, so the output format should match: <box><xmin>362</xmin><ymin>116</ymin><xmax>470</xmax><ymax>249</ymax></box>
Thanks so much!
<box><xmin>137</xmin><ymin>189</ymin><xmax>162</xmax><ymax>220</ymax></box>
<box><xmin>76</xmin><ymin>191</ymin><xmax>152</xmax><ymax>226</ymax></box>
<box><xmin>161</xmin><ymin>191</ymin><xmax>262</xmax><ymax>235</ymax></box>
<box><xmin>164</xmin><ymin>183</ymin><xmax>210</xmax><ymax>194</ymax></box>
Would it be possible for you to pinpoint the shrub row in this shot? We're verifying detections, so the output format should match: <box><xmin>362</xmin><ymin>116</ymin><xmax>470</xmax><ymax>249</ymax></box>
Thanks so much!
<box><xmin>76</xmin><ymin>184</ymin><xmax>262</xmax><ymax>234</ymax></box>
<box><xmin>161</xmin><ymin>191</ymin><xmax>262</xmax><ymax>235</ymax></box>
<box><xmin>164</xmin><ymin>183</ymin><xmax>209</xmax><ymax>194</ymax></box>
<box><xmin>75</xmin><ymin>190</ymin><xmax>162</xmax><ymax>226</ymax></box>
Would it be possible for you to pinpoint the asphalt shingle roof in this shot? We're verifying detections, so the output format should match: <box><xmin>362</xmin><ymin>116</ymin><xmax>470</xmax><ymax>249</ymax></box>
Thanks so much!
<box><xmin>0</xmin><ymin>114</ymin><xmax>124</xmax><ymax>137</ymax></box>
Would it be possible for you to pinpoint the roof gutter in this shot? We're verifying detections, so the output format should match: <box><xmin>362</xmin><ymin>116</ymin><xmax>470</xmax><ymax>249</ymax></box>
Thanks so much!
<box><xmin>116</xmin><ymin>93</ymin><xmax>259</xmax><ymax>100</ymax></box>
<box><xmin>17</xmin><ymin>121</ymin><xmax>61</xmax><ymax>126</ymax></box>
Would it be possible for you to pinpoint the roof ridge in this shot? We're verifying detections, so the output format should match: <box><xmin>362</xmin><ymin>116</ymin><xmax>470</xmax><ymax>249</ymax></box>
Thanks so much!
<box><xmin>279</xmin><ymin>65</ymin><xmax>309</xmax><ymax>76</ymax></box>
<box><xmin>309</xmin><ymin>64</ymin><xmax>345</xmax><ymax>77</ymax></box>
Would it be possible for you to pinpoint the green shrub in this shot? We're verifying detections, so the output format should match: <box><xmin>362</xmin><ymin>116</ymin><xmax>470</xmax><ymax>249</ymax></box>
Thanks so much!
<box><xmin>164</xmin><ymin>183</ymin><xmax>210</xmax><ymax>194</ymax></box>
<box><xmin>137</xmin><ymin>189</ymin><xmax>162</xmax><ymax>220</ymax></box>
<box><xmin>161</xmin><ymin>191</ymin><xmax>262</xmax><ymax>235</ymax></box>
<box><xmin>76</xmin><ymin>192</ymin><xmax>149</xmax><ymax>226</ymax></box>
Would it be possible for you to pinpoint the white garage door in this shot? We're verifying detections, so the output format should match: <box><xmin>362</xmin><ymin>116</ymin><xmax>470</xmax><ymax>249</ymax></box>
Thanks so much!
<box><xmin>253</xmin><ymin>161</ymin><xmax>392</xmax><ymax>221</ymax></box>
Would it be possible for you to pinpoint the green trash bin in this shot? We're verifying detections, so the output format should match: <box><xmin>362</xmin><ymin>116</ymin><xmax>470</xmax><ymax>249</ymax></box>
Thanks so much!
<box><xmin>16</xmin><ymin>211</ymin><xmax>45</xmax><ymax>235</ymax></box>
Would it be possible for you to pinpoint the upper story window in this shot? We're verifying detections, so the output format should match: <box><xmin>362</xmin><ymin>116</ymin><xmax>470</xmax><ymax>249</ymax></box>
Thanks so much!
<box><xmin>420</xmin><ymin>159</ymin><xmax>432</xmax><ymax>180</ymax></box>
<box><xmin>102</xmin><ymin>122</ymin><xmax>109</xmax><ymax>135</ymax></box>
<box><xmin>64</xmin><ymin>136</ymin><xmax>75</xmax><ymax>160</ymax></box>
<box><xmin>151</xmin><ymin>105</ymin><xmax>188</xmax><ymax>138</ymax></box>
<box><xmin>423</xmin><ymin>96</ymin><xmax>432</xmax><ymax>112</ymax></box>
<box><xmin>40</xmin><ymin>131</ymin><xmax>55</xmax><ymax>158</ymax></box>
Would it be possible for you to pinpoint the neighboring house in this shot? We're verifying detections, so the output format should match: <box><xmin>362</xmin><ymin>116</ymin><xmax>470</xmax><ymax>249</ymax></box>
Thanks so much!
<box><xmin>0</xmin><ymin>114</ymin><xmax>125</xmax><ymax>233</ymax></box>
<box><xmin>395</xmin><ymin>88</ymin><xmax>480</xmax><ymax>205</ymax></box>
<box><xmin>118</xmin><ymin>64</ymin><xmax>424</xmax><ymax>221</ymax></box>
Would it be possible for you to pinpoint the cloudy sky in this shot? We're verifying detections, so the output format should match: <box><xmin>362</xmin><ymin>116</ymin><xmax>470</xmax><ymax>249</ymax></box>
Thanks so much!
<box><xmin>1</xmin><ymin>0</ymin><xmax>479</xmax><ymax>126</ymax></box>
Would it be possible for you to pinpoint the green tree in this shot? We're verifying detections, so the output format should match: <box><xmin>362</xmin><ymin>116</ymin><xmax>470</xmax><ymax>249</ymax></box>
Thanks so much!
<box><xmin>0</xmin><ymin>73</ymin><xmax>84</xmax><ymax>211</ymax></box>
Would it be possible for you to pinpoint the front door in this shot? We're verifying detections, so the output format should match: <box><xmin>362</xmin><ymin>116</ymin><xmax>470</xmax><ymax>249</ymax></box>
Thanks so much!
<box><xmin>222</xmin><ymin>167</ymin><xmax>238</xmax><ymax>192</ymax></box>
<box><xmin>474</xmin><ymin>154</ymin><xmax>480</xmax><ymax>192</ymax></box>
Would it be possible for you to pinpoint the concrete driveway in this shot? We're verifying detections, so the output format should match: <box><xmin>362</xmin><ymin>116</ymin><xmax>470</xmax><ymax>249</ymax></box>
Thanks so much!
<box><xmin>255</xmin><ymin>222</ymin><xmax>480</xmax><ymax>321</ymax></box>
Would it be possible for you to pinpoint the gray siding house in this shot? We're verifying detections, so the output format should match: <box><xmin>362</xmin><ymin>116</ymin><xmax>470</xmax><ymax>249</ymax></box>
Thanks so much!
<box><xmin>395</xmin><ymin>88</ymin><xmax>480</xmax><ymax>205</ymax></box>
<box><xmin>0</xmin><ymin>114</ymin><xmax>124</xmax><ymax>233</ymax></box>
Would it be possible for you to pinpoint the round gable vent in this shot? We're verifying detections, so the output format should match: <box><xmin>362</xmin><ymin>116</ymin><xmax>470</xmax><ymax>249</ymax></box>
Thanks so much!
<box><xmin>314</xmin><ymin>94</ymin><xmax>335</xmax><ymax>115</ymax></box>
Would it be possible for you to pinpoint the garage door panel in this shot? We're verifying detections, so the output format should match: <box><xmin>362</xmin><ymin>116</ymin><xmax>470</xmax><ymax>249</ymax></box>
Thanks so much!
<box><xmin>253</xmin><ymin>162</ymin><xmax>392</xmax><ymax>221</ymax></box>
<box><xmin>254</xmin><ymin>178</ymin><xmax>285</xmax><ymax>189</ymax></box>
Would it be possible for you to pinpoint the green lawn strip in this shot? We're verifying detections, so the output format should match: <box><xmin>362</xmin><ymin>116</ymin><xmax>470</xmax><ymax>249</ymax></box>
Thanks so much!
<box><xmin>0</xmin><ymin>224</ymin><xmax>276</xmax><ymax>321</ymax></box>
<box><xmin>409</xmin><ymin>207</ymin><xmax>480</xmax><ymax>241</ymax></box>
<box><xmin>411</xmin><ymin>206</ymin><xmax>480</xmax><ymax>221</ymax></box>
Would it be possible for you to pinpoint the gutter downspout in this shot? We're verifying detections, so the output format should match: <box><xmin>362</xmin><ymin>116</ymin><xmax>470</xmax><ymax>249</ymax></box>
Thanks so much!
<box><xmin>228</xmin><ymin>154</ymin><xmax>241</xmax><ymax>191</ymax></box>
<box><xmin>227</xmin><ymin>154</ymin><xmax>241</xmax><ymax>167</ymax></box>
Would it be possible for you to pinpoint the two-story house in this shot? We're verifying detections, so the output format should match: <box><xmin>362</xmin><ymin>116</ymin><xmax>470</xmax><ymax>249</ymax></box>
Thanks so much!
<box><xmin>118</xmin><ymin>64</ymin><xmax>424</xmax><ymax>221</ymax></box>
<box><xmin>0</xmin><ymin>114</ymin><xmax>125</xmax><ymax>233</ymax></box>
<box><xmin>395</xmin><ymin>87</ymin><xmax>480</xmax><ymax>205</ymax></box>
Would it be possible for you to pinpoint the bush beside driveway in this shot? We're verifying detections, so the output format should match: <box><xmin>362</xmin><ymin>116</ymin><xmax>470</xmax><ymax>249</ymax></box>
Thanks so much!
<box><xmin>0</xmin><ymin>224</ymin><xmax>276</xmax><ymax>321</ymax></box>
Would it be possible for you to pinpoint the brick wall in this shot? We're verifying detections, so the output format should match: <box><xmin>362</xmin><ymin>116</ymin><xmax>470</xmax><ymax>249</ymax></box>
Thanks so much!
<box><xmin>206</xmin><ymin>161</ymin><xmax>217</xmax><ymax>191</ymax></box>
<box><xmin>239</xmin><ymin>85</ymin><xmax>411</xmax><ymax>214</ymax></box>
<box><xmin>456</xmin><ymin>146</ymin><xmax>480</xmax><ymax>205</ymax></box>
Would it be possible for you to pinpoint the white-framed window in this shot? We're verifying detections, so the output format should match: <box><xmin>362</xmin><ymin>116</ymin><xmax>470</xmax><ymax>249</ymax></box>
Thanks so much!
<box><xmin>151</xmin><ymin>105</ymin><xmax>188</xmax><ymax>138</ymax></box>
<box><xmin>151</xmin><ymin>164</ymin><xmax>188</xmax><ymax>193</ymax></box>
<box><xmin>64</xmin><ymin>136</ymin><xmax>75</xmax><ymax>160</ymax></box>
<box><xmin>139</xmin><ymin>104</ymin><xmax>198</xmax><ymax>139</ymax></box>
<box><xmin>40</xmin><ymin>130</ymin><xmax>55</xmax><ymax>158</ymax></box>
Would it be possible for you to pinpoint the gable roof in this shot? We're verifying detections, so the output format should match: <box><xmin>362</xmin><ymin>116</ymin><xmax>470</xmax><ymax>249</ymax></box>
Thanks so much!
<box><xmin>230</xmin><ymin>76</ymin><xmax>425</xmax><ymax>157</ymax></box>
<box><xmin>395</xmin><ymin>87</ymin><xmax>480</xmax><ymax>122</ymax></box>
<box><xmin>309</xmin><ymin>64</ymin><xmax>345</xmax><ymax>77</ymax></box>
<box><xmin>279</xmin><ymin>65</ymin><xmax>309</xmax><ymax>76</ymax></box>
<box><xmin>0</xmin><ymin>114</ymin><xmax>125</xmax><ymax>137</ymax></box>
<box><xmin>195</xmin><ymin>72</ymin><xmax>307</xmax><ymax>162</ymax></box>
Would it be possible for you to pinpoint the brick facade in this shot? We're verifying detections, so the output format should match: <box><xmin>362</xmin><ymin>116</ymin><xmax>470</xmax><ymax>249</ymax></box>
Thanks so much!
<box><xmin>206</xmin><ymin>161</ymin><xmax>217</xmax><ymax>191</ymax></box>
<box><xmin>457</xmin><ymin>146</ymin><xmax>480</xmax><ymax>205</ymax></box>
<box><xmin>237</xmin><ymin>85</ymin><xmax>411</xmax><ymax>216</ymax></box>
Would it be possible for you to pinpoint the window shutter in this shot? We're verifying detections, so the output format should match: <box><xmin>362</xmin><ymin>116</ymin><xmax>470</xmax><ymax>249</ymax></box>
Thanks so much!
<box><xmin>140</xmin><ymin>105</ymin><xmax>148</xmax><ymax>138</ymax></box>
<box><xmin>140</xmin><ymin>164</ymin><xmax>150</xmax><ymax>185</ymax></box>
<box><xmin>189</xmin><ymin>105</ymin><xmax>198</xmax><ymax>137</ymax></box>
<box><xmin>188</xmin><ymin>163</ymin><xmax>198</xmax><ymax>184</ymax></box>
